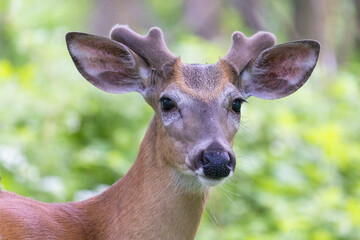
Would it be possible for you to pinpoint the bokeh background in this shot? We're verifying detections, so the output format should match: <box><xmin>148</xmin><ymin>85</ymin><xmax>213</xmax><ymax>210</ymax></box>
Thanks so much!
<box><xmin>1</xmin><ymin>0</ymin><xmax>360</xmax><ymax>239</ymax></box>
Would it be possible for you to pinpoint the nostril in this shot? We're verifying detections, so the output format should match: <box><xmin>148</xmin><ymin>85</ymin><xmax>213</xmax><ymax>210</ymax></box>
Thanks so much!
<box><xmin>201</xmin><ymin>154</ymin><xmax>210</xmax><ymax>165</ymax></box>
<box><xmin>226</xmin><ymin>160</ymin><xmax>232</xmax><ymax>168</ymax></box>
<box><xmin>219</xmin><ymin>152</ymin><xmax>231</xmax><ymax>167</ymax></box>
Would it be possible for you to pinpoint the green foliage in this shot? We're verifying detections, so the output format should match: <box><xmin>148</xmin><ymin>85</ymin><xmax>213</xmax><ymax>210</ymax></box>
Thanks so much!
<box><xmin>1</xmin><ymin>0</ymin><xmax>359</xmax><ymax>239</ymax></box>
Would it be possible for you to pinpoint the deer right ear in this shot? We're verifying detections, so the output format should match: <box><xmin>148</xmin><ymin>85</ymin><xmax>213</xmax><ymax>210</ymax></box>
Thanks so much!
<box><xmin>66</xmin><ymin>32</ymin><xmax>149</xmax><ymax>94</ymax></box>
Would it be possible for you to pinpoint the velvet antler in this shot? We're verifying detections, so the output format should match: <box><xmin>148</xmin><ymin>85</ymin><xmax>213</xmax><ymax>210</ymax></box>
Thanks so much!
<box><xmin>110</xmin><ymin>25</ymin><xmax>176</xmax><ymax>70</ymax></box>
<box><xmin>223</xmin><ymin>31</ymin><xmax>277</xmax><ymax>74</ymax></box>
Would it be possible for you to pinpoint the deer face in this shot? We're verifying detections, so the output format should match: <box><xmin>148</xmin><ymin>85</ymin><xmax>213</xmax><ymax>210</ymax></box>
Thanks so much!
<box><xmin>150</xmin><ymin>60</ymin><xmax>241</xmax><ymax>186</ymax></box>
<box><xmin>66</xmin><ymin>26</ymin><xmax>320</xmax><ymax>187</ymax></box>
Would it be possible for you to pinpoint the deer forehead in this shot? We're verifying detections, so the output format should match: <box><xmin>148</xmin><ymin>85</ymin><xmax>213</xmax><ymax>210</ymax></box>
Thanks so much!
<box><xmin>170</xmin><ymin>59</ymin><xmax>236</xmax><ymax>102</ymax></box>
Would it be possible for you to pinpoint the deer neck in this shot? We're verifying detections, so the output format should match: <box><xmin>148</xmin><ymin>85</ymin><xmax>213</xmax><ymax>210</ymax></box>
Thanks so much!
<box><xmin>81</xmin><ymin>117</ymin><xmax>209</xmax><ymax>240</ymax></box>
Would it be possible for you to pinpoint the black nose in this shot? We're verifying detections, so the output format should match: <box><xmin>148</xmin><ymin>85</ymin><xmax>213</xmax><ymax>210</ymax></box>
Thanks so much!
<box><xmin>201</xmin><ymin>150</ymin><xmax>232</xmax><ymax>179</ymax></box>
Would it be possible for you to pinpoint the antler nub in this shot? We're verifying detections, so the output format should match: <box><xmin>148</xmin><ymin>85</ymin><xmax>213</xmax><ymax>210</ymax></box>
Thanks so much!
<box><xmin>223</xmin><ymin>31</ymin><xmax>277</xmax><ymax>74</ymax></box>
<box><xmin>110</xmin><ymin>25</ymin><xmax>176</xmax><ymax>70</ymax></box>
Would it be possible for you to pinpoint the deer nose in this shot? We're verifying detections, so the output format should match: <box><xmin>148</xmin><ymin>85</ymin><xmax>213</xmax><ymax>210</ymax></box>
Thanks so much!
<box><xmin>200</xmin><ymin>150</ymin><xmax>233</xmax><ymax>179</ymax></box>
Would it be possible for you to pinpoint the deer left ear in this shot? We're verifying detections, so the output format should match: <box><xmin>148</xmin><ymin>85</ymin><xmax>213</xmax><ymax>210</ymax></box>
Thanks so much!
<box><xmin>240</xmin><ymin>40</ymin><xmax>320</xmax><ymax>100</ymax></box>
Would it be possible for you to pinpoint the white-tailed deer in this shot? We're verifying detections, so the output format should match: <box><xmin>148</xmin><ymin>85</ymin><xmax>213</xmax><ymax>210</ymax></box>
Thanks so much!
<box><xmin>0</xmin><ymin>25</ymin><xmax>320</xmax><ymax>239</ymax></box>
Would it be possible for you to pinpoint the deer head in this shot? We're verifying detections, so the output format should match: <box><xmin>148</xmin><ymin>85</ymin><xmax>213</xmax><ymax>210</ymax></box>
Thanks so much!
<box><xmin>66</xmin><ymin>26</ymin><xmax>320</xmax><ymax>188</ymax></box>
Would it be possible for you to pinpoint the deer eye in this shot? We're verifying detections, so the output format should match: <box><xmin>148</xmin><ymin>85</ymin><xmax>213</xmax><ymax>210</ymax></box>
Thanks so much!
<box><xmin>231</xmin><ymin>98</ymin><xmax>244</xmax><ymax>113</ymax></box>
<box><xmin>160</xmin><ymin>97</ymin><xmax>176</xmax><ymax>111</ymax></box>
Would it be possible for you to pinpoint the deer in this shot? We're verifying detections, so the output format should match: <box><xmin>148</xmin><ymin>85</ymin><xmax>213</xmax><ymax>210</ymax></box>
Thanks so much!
<box><xmin>0</xmin><ymin>25</ymin><xmax>320</xmax><ymax>240</ymax></box>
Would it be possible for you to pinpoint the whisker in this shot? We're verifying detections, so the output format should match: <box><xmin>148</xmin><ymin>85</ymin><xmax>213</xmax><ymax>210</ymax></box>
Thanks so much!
<box><xmin>204</xmin><ymin>208</ymin><xmax>219</xmax><ymax>229</ymax></box>
<box><xmin>221</xmin><ymin>185</ymin><xmax>243</xmax><ymax>198</ymax></box>
<box><xmin>209</xmin><ymin>206</ymin><xmax>219</xmax><ymax>224</ymax></box>
<box><xmin>222</xmin><ymin>189</ymin><xmax>240</xmax><ymax>209</ymax></box>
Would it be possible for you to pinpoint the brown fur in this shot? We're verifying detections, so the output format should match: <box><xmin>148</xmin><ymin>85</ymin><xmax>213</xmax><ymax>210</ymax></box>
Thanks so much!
<box><xmin>173</xmin><ymin>59</ymin><xmax>234</xmax><ymax>102</ymax></box>
<box><xmin>0</xmin><ymin>118</ymin><xmax>209</xmax><ymax>240</ymax></box>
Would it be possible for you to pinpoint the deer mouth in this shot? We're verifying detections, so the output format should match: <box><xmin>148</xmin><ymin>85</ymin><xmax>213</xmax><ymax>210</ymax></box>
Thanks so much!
<box><xmin>195</xmin><ymin>167</ymin><xmax>234</xmax><ymax>187</ymax></box>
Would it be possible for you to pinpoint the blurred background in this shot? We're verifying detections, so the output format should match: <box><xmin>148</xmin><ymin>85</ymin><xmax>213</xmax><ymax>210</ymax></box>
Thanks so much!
<box><xmin>1</xmin><ymin>0</ymin><xmax>360</xmax><ymax>239</ymax></box>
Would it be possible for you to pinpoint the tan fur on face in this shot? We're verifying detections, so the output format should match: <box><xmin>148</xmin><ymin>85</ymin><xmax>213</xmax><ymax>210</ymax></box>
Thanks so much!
<box><xmin>172</xmin><ymin>59</ymin><xmax>235</xmax><ymax>102</ymax></box>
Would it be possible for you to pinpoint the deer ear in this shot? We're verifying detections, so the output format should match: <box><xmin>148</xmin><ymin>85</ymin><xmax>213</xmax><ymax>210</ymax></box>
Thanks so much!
<box><xmin>66</xmin><ymin>32</ymin><xmax>148</xmax><ymax>94</ymax></box>
<box><xmin>240</xmin><ymin>40</ymin><xmax>320</xmax><ymax>100</ymax></box>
